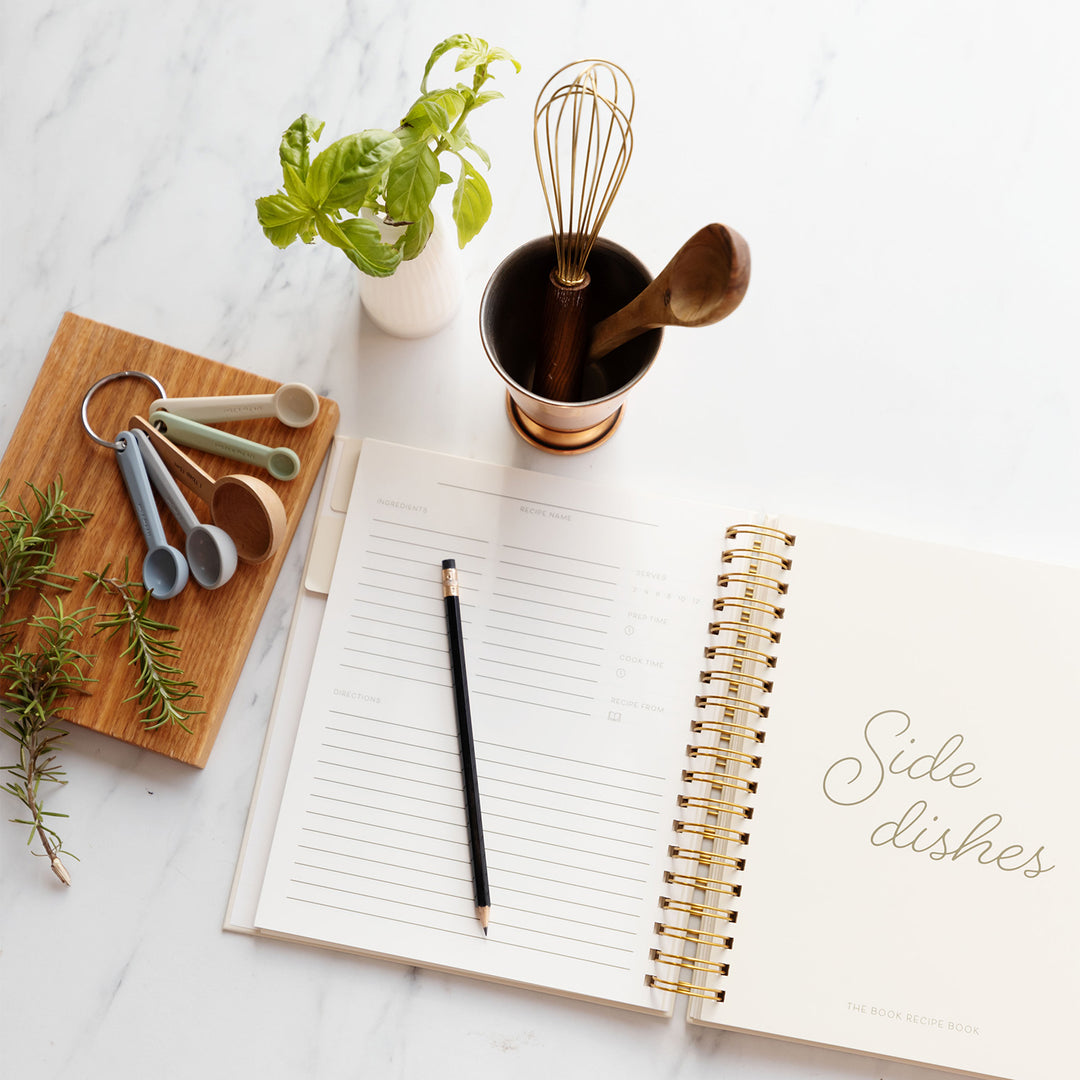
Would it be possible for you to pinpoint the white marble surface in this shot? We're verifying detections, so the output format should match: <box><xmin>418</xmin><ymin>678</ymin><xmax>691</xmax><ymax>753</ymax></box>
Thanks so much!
<box><xmin>1</xmin><ymin>2</ymin><xmax>1077</xmax><ymax>1077</ymax></box>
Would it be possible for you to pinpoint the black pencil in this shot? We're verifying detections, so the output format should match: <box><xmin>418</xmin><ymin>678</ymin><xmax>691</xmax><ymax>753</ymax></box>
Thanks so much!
<box><xmin>441</xmin><ymin>558</ymin><xmax>491</xmax><ymax>934</ymax></box>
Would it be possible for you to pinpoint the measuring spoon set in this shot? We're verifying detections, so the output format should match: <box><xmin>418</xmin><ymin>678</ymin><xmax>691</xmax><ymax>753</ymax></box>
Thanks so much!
<box><xmin>81</xmin><ymin>372</ymin><xmax>319</xmax><ymax>600</ymax></box>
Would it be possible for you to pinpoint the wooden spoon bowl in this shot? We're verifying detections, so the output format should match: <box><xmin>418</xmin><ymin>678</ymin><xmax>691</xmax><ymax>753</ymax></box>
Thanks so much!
<box><xmin>587</xmin><ymin>224</ymin><xmax>750</xmax><ymax>362</ymax></box>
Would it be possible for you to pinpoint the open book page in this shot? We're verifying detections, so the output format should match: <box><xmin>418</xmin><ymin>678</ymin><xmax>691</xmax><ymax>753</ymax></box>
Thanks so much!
<box><xmin>254</xmin><ymin>440</ymin><xmax>750</xmax><ymax>1011</ymax></box>
<box><xmin>690</xmin><ymin>518</ymin><xmax>1080</xmax><ymax>1079</ymax></box>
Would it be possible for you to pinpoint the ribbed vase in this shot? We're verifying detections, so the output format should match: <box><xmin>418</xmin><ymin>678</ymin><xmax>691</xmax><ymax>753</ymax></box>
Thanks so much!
<box><xmin>356</xmin><ymin>211</ymin><xmax>464</xmax><ymax>338</ymax></box>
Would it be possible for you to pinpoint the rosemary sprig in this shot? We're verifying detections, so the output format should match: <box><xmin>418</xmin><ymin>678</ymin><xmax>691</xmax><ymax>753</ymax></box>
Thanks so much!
<box><xmin>85</xmin><ymin>568</ymin><xmax>203</xmax><ymax>733</ymax></box>
<box><xmin>0</xmin><ymin>598</ymin><xmax>95</xmax><ymax>885</ymax></box>
<box><xmin>1</xmin><ymin>476</ymin><xmax>203</xmax><ymax>884</ymax></box>
<box><xmin>0</xmin><ymin>478</ymin><xmax>93</xmax><ymax>608</ymax></box>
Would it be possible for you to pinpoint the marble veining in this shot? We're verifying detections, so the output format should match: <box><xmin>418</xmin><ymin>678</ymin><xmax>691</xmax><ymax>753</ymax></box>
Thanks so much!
<box><xmin>2</xmin><ymin>2</ymin><xmax>1078</xmax><ymax>1078</ymax></box>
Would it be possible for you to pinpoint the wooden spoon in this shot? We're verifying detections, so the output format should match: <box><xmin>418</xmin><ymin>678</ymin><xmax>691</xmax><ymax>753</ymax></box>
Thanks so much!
<box><xmin>587</xmin><ymin>224</ymin><xmax>750</xmax><ymax>362</ymax></box>
<box><xmin>130</xmin><ymin>415</ymin><xmax>286</xmax><ymax>565</ymax></box>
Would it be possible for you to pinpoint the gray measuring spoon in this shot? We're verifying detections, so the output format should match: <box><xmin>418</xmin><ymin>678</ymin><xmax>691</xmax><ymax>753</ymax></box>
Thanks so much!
<box><xmin>130</xmin><ymin>416</ymin><xmax>286</xmax><ymax>565</ymax></box>
<box><xmin>132</xmin><ymin>429</ymin><xmax>238</xmax><ymax>589</ymax></box>
<box><xmin>149</xmin><ymin>409</ymin><xmax>301</xmax><ymax>481</ymax></box>
<box><xmin>114</xmin><ymin>431</ymin><xmax>189</xmax><ymax>599</ymax></box>
<box><xmin>149</xmin><ymin>382</ymin><xmax>320</xmax><ymax>428</ymax></box>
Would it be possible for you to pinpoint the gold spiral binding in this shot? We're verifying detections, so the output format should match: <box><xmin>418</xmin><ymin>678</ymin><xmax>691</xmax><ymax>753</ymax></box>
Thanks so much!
<box><xmin>708</xmin><ymin>620</ymin><xmax>781</xmax><ymax>644</ymax></box>
<box><xmin>646</xmin><ymin>975</ymin><xmax>725</xmax><ymax>1001</ymax></box>
<box><xmin>718</xmin><ymin>571</ymin><xmax>788</xmax><ymax>595</ymax></box>
<box><xmin>700</xmin><ymin>669</ymin><xmax>774</xmax><ymax>694</ymax></box>
<box><xmin>669</xmin><ymin>845</ymin><xmax>746</xmax><ymax>873</ymax></box>
<box><xmin>652</xmin><ymin>521</ymin><xmax>793</xmax><ymax>1004</ymax></box>
<box><xmin>691</xmin><ymin>709</ymin><xmax>768</xmax><ymax>737</ymax></box>
<box><xmin>713</xmin><ymin>595</ymin><xmax>786</xmax><ymax>620</ymax></box>
<box><xmin>650</xmin><ymin>949</ymin><xmax>729</xmax><ymax>977</ymax></box>
<box><xmin>725</xmin><ymin>523</ymin><xmax>796</xmax><ymax>547</ymax></box>
<box><xmin>656</xmin><ymin>920</ymin><xmax>736</xmax><ymax>943</ymax></box>
<box><xmin>693</xmin><ymin>696</ymin><xmax>769</xmax><ymax>722</ymax></box>
<box><xmin>674</xmin><ymin>818</ymin><xmax>750</xmax><ymax>846</ymax></box>
<box><xmin>678</xmin><ymin>794</ymin><xmax>752</xmax><ymax>819</ymax></box>
<box><xmin>681</xmin><ymin>768</ymin><xmax>757</xmax><ymax>794</ymax></box>
<box><xmin>721</xmin><ymin>548</ymin><xmax>793</xmax><ymax>571</ymax></box>
<box><xmin>687</xmin><ymin>743</ymin><xmax>762</xmax><ymax>770</ymax></box>
<box><xmin>704</xmin><ymin>644</ymin><xmax>777</xmax><ymax>668</ymax></box>
<box><xmin>665</xmin><ymin>869</ymin><xmax>741</xmax><ymax>896</ymax></box>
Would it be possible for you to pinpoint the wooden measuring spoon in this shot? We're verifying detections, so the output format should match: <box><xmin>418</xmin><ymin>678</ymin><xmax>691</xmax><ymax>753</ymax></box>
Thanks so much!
<box><xmin>130</xmin><ymin>415</ymin><xmax>286</xmax><ymax>565</ymax></box>
<box><xmin>586</xmin><ymin>224</ymin><xmax>751</xmax><ymax>362</ymax></box>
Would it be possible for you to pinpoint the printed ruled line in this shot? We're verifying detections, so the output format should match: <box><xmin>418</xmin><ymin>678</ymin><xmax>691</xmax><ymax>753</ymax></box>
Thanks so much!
<box><xmin>436</xmin><ymin>481</ymin><xmax>658</xmax><ymax>530</ymax></box>
<box><xmin>475</xmin><ymin>673</ymin><xmax>594</xmax><ymax>701</ymax></box>
<box><xmin>369</xmin><ymin>533</ymin><xmax>481</xmax><ymax>559</ymax></box>
<box><xmin>478</xmin><ymin>658</ymin><xmax>599</xmax><ymax>685</ymax></box>
<box><xmin>483</xmin><ymin>792</ymin><xmax>656</xmax><ymax>833</ymax></box>
<box><xmin>287</xmin><ymin>879</ymin><xmax>635</xmax><ymax>958</ymax></box>
<box><xmin>491</xmin><ymin>591</ymin><xmax>612</xmax><ymax>620</ymax></box>
<box><xmin>281</xmin><ymin>895</ymin><xmax>635</xmax><ymax>971</ymax></box>
<box><xmin>340</xmin><ymin>664</ymin><xmax>449</xmax><ymax>688</ymax></box>
<box><xmin>485</xmin><ymin>623</ymin><xmax>605</xmax><ymax>651</ymax></box>
<box><xmin>347</xmin><ymin>630</ymin><xmax>446</xmax><ymax>655</ymax></box>
<box><xmin>472</xmin><ymin>689</ymin><xmax>590</xmax><ymax>715</ymax></box>
<box><xmin>482</xmin><ymin>844</ymin><xmax>649</xmax><ymax>891</ymax></box>
<box><xmin>487</xmin><ymin>608</ymin><xmax>605</xmax><ymax>634</ymax></box>
<box><xmin>359</xmin><ymin>565</ymin><xmax>444</xmax><ymax>587</ymax></box>
<box><xmin>494</xmin><ymin>575</ymin><xmax>616</xmax><ymax>603</ymax></box>
<box><xmin>298</xmin><ymin>844</ymin><xmax>643</xmax><ymax>914</ymax></box>
<box><xmin>324</xmin><ymin>712</ymin><xmax>668</xmax><ymax>791</ymax></box>
<box><xmin>501</xmin><ymin>544</ymin><xmax>621</xmax><ymax>571</ymax></box>
<box><xmin>497</xmin><ymin>560</ymin><xmax>618</xmax><ymax>587</ymax></box>
<box><xmin>301</xmin><ymin>829</ymin><xmax>647</xmax><ymax>901</ymax></box>
<box><xmin>481</xmin><ymin>640</ymin><xmax>602</xmax><ymax>667</ymax></box>
<box><xmin>342</xmin><ymin>647</ymin><xmax>448</xmax><ymax>673</ymax></box>
<box><xmin>371</xmin><ymin>517</ymin><xmax>492</xmax><ymax>546</ymax></box>
<box><xmin>356</xmin><ymin>599</ymin><xmax>444</xmax><ymax>620</ymax></box>
<box><xmin>347</xmin><ymin>615</ymin><xmax>447</xmax><ymax>637</ymax></box>
<box><xmin>299</xmin><ymin>845</ymin><xmax>468</xmax><ymax>884</ymax></box>
<box><xmin>481</xmin><ymin>810</ymin><xmax>653</xmax><ymax>852</ymax></box>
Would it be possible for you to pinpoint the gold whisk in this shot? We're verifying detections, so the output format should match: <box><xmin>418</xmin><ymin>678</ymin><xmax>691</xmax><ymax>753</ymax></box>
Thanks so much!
<box><xmin>532</xmin><ymin>60</ymin><xmax>634</xmax><ymax>401</ymax></box>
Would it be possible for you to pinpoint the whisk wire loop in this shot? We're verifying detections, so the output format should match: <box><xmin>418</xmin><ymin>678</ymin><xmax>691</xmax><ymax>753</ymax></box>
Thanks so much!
<box><xmin>534</xmin><ymin>60</ymin><xmax>635</xmax><ymax>287</ymax></box>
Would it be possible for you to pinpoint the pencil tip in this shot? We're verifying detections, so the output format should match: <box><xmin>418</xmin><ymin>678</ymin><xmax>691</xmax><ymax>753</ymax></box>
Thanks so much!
<box><xmin>483</xmin><ymin>926</ymin><xmax>488</xmax><ymax>936</ymax></box>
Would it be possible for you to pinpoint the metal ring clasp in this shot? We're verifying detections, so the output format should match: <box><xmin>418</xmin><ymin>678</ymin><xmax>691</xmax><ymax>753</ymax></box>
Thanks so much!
<box><xmin>80</xmin><ymin>371</ymin><xmax>168</xmax><ymax>449</ymax></box>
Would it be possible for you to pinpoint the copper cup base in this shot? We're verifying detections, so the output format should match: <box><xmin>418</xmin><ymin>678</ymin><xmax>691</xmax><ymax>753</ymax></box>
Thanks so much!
<box><xmin>505</xmin><ymin>393</ymin><xmax>624</xmax><ymax>454</ymax></box>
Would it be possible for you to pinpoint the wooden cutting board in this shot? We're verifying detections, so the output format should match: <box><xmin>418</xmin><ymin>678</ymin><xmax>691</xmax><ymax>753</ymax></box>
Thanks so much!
<box><xmin>0</xmin><ymin>313</ymin><xmax>340</xmax><ymax>766</ymax></box>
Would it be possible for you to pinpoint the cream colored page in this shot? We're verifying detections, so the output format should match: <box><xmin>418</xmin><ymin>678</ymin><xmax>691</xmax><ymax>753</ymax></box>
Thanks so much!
<box><xmin>691</xmin><ymin>519</ymin><xmax>1079</xmax><ymax>1079</ymax></box>
<box><xmin>255</xmin><ymin>441</ymin><xmax>743</xmax><ymax>1010</ymax></box>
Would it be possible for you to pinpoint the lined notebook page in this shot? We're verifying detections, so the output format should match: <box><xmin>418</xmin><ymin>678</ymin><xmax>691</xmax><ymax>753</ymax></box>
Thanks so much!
<box><xmin>254</xmin><ymin>440</ymin><xmax>745</xmax><ymax>1010</ymax></box>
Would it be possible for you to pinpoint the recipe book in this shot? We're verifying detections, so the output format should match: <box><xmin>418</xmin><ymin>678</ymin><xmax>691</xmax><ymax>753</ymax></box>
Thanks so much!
<box><xmin>227</xmin><ymin>438</ymin><xmax>1078</xmax><ymax>1080</ymax></box>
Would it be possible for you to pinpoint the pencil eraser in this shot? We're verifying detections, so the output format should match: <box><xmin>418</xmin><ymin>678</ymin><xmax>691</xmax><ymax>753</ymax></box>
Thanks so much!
<box><xmin>442</xmin><ymin>558</ymin><xmax>456</xmax><ymax>569</ymax></box>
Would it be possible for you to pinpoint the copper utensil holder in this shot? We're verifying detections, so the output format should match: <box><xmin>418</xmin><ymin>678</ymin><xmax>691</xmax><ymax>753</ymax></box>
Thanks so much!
<box><xmin>480</xmin><ymin>236</ymin><xmax>662</xmax><ymax>453</ymax></box>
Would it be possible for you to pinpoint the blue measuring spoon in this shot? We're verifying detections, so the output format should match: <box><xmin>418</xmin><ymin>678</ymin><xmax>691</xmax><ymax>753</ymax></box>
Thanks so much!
<box><xmin>132</xmin><ymin>429</ymin><xmax>238</xmax><ymax>590</ymax></box>
<box><xmin>114</xmin><ymin>431</ymin><xmax>189</xmax><ymax>599</ymax></box>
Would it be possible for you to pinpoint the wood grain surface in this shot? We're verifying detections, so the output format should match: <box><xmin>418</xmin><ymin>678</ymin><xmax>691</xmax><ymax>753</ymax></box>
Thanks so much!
<box><xmin>0</xmin><ymin>313</ymin><xmax>339</xmax><ymax>766</ymax></box>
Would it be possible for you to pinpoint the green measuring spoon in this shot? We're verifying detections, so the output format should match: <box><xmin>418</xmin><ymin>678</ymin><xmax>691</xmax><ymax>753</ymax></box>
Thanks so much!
<box><xmin>148</xmin><ymin>410</ymin><xmax>301</xmax><ymax>482</ymax></box>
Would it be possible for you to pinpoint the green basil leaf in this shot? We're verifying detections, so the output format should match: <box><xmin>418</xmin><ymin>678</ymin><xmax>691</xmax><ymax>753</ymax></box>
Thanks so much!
<box><xmin>384</xmin><ymin>140</ymin><xmax>440</xmax><ymax>223</ymax></box>
<box><xmin>402</xmin><ymin>208</ymin><xmax>434</xmax><ymax>261</ymax></box>
<box><xmin>401</xmin><ymin>89</ymin><xmax>464</xmax><ymax>137</ymax></box>
<box><xmin>308</xmin><ymin>130</ymin><xmax>401</xmax><ymax>211</ymax></box>
<box><xmin>421</xmin><ymin>34</ymin><xmax>480</xmax><ymax>92</ymax></box>
<box><xmin>315</xmin><ymin>214</ymin><xmax>404</xmax><ymax>277</ymax></box>
<box><xmin>456</xmin><ymin>127</ymin><xmax>491</xmax><ymax>170</ymax></box>
<box><xmin>451</xmin><ymin>161</ymin><xmax>492</xmax><ymax>248</ymax></box>
<box><xmin>279</xmin><ymin>114</ymin><xmax>324</xmax><ymax>180</ymax></box>
<box><xmin>281</xmin><ymin>162</ymin><xmax>310</xmax><ymax>205</ymax></box>
<box><xmin>255</xmin><ymin>193</ymin><xmax>315</xmax><ymax>248</ymax></box>
<box><xmin>485</xmin><ymin>47</ymin><xmax>521</xmax><ymax>73</ymax></box>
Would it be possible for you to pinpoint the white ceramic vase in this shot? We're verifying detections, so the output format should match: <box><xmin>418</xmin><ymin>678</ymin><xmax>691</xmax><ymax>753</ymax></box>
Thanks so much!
<box><xmin>356</xmin><ymin>211</ymin><xmax>464</xmax><ymax>338</ymax></box>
